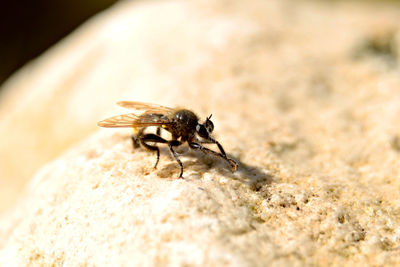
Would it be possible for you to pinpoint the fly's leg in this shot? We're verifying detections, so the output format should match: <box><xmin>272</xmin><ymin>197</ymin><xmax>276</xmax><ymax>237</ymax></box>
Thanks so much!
<box><xmin>189</xmin><ymin>142</ymin><xmax>238</xmax><ymax>172</ymax></box>
<box><xmin>140</xmin><ymin>134</ymin><xmax>167</xmax><ymax>169</ymax></box>
<box><xmin>197</xmin><ymin>138</ymin><xmax>228</xmax><ymax>157</ymax></box>
<box><xmin>131</xmin><ymin>136</ymin><xmax>141</xmax><ymax>149</ymax></box>
<box><xmin>134</xmin><ymin>127</ymin><xmax>162</xmax><ymax>149</ymax></box>
<box><xmin>131</xmin><ymin>128</ymin><xmax>145</xmax><ymax>149</ymax></box>
<box><xmin>208</xmin><ymin>138</ymin><xmax>227</xmax><ymax>157</ymax></box>
<box><xmin>168</xmin><ymin>140</ymin><xmax>184</xmax><ymax>178</ymax></box>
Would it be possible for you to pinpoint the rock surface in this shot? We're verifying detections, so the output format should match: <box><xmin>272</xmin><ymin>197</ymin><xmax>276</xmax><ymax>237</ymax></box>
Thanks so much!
<box><xmin>1</xmin><ymin>0</ymin><xmax>400</xmax><ymax>265</ymax></box>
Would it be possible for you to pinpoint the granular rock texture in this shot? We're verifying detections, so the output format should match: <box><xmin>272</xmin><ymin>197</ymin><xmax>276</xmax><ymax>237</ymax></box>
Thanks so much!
<box><xmin>1</xmin><ymin>0</ymin><xmax>400</xmax><ymax>266</ymax></box>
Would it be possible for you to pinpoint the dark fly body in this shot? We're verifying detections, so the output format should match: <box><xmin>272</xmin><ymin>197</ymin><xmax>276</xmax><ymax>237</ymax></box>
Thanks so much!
<box><xmin>98</xmin><ymin>101</ymin><xmax>238</xmax><ymax>178</ymax></box>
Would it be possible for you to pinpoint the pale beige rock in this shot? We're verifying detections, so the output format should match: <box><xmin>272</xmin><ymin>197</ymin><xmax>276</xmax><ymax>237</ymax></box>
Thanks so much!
<box><xmin>0</xmin><ymin>0</ymin><xmax>260</xmax><ymax>211</ymax></box>
<box><xmin>0</xmin><ymin>131</ymin><xmax>267</xmax><ymax>266</ymax></box>
<box><xmin>1</xmin><ymin>0</ymin><xmax>400</xmax><ymax>266</ymax></box>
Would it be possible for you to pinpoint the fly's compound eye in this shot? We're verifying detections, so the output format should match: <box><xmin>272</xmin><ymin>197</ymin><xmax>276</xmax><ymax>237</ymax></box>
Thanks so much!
<box><xmin>196</xmin><ymin>124</ymin><xmax>209</xmax><ymax>138</ymax></box>
<box><xmin>205</xmin><ymin>118</ymin><xmax>214</xmax><ymax>133</ymax></box>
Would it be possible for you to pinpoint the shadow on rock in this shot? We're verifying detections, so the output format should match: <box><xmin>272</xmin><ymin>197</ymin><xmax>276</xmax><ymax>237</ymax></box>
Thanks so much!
<box><xmin>163</xmin><ymin>149</ymin><xmax>275</xmax><ymax>191</ymax></box>
<box><xmin>216</xmin><ymin>153</ymin><xmax>274</xmax><ymax>191</ymax></box>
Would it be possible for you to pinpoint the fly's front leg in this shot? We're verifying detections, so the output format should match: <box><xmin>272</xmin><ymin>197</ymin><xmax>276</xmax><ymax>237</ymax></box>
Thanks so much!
<box><xmin>198</xmin><ymin>137</ymin><xmax>227</xmax><ymax>158</ymax></box>
<box><xmin>168</xmin><ymin>140</ymin><xmax>184</xmax><ymax>178</ymax></box>
<box><xmin>207</xmin><ymin>138</ymin><xmax>227</xmax><ymax>157</ymax></box>
<box><xmin>189</xmin><ymin>142</ymin><xmax>238</xmax><ymax>172</ymax></box>
<box><xmin>140</xmin><ymin>133</ymin><xmax>167</xmax><ymax>169</ymax></box>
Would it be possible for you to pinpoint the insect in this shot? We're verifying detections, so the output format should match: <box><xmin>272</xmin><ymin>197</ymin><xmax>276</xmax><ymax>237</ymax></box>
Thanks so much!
<box><xmin>98</xmin><ymin>101</ymin><xmax>238</xmax><ymax>178</ymax></box>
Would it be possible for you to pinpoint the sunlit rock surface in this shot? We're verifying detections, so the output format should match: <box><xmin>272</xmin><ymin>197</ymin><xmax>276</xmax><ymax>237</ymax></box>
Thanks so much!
<box><xmin>1</xmin><ymin>0</ymin><xmax>400</xmax><ymax>265</ymax></box>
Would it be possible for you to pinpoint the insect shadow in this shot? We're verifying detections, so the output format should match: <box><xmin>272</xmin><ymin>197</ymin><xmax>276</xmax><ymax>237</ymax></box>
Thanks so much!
<box><xmin>215</xmin><ymin>154</ymin><xmax>273</xmax><ymax>191</ymax></box>
<box><xmin>159</xmin><ymin>147</ymin><xmax>274</xmax><ymax>191</ymax></box>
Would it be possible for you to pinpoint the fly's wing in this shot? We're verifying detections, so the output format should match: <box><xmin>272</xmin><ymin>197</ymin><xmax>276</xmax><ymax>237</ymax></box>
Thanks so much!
<box><xmin>117</xmin><ymin>101</ymin><xmax>174</xmax><ymax>115</ymax></box>
<box><xmin>97</xmin><ymin>113</ymin><xmax>171</xmax><ymax>128</ymax></box>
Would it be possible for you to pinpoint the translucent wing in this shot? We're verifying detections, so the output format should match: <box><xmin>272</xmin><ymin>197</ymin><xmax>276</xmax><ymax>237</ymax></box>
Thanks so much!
<box><xmin>117</xmin><ymin>101</ymin><xmax>174</xmax><ymax>115</ymax></box>
<box><xmin>97</xmin><ymin>113</ymin><xmax>171</xmax><ymax>128</ymax></box>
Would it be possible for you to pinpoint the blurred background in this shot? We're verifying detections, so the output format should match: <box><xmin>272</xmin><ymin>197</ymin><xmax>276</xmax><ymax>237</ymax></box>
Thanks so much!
<box><xmin>0</xmin><ymin>0</ymin><xmax>118</xmax><ymax>87</ymax></box>
<box><xmin>0</xmin><ymin>0</ymin><xmax>399</xmax><ymax>87</ymax></box>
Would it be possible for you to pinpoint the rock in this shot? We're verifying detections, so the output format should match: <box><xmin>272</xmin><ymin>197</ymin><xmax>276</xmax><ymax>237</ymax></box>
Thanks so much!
<box><xmin>1</xmin><ymin>0</ymin><xmax>400</xmax><ymax>265</ymax></box>
<box><xmin>0</xmin><ymin>131</ymin><xmax>269</xmax><ymax>266</ymax></box>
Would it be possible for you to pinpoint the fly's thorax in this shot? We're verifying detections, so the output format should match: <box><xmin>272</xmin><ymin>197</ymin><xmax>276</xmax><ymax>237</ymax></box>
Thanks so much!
<box><xmin>170</xmin><ymin>109</ymin><xmax>199</xmax><ymax>140</ymax></box>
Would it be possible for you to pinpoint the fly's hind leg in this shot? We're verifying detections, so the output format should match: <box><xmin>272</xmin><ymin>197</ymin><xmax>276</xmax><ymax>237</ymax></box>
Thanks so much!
<box><xmin>133</xmin><ymin>126</ymin><xmax>162</xmax><ymax>149</ymax></box>
<box><xmin>136</xmin><ymin>132</ymin><xmax>184</xmax><ymax>178</ymax></box>
<box><xmin>140</xmin><ymin>133</ymin><xmax>167</xmax><ymax>169</ymax></box>
<box><xmin>131</xmin><ymin>128</ymin><xmax>145</xmax><ymax>149</ymax></box>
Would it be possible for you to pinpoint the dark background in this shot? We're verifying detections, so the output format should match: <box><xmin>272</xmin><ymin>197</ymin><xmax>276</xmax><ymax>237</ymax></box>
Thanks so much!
<box><xmin>0</xmin><ymin>0</ymin><xmax>118</xmax><ymax>87</ymax></box>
